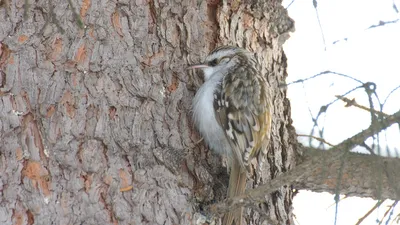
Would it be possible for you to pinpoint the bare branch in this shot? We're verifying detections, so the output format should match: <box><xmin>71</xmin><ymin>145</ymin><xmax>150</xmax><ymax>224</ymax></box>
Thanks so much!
<box><xmin>333</xmin><ymin>109</ymin><xmax>400</xmax><ymax>152</ymax></box>
<box><xmin>208</xmin><ymin>109</ymin><xmax>400</xmax><ymax>216</ymax></box>
<box><xmin>368</xmin><ymin>19</ymin><xmax>399</xmax><ymax>29</ymax></box>
<box><xmin>336</xmin><ymin>95</ymin><xmax>390</xmax><ymax>117</ymax></box>
<box><xmin>394</xmin><ymin>1</ymin><xmax>399</xmax><ymax>13</ymax></box>
<box><xmin>297</xmin><ymin>134</ymin><xmax>334</xmax><ymax>146</ymax></box>
<box><xmin>285</xmin><ymin>0</ymin><xmax>296</xmax><ymax>9</ymax></box>
<box><xmin>383</xmin><ymin>85</ymin><xmax>400</xmax><ymax>107</ymax></box>
<box><xmin>332</xmin><ymin>19</ymin><xmax>399</xmax><ymax>45</ymax></box>
<box><xmin>378</xmin><ymin>201</ymin><xmax>398</xmax><ymax>225</ymax></box>
<box><xmin>355</xmin><ymin>200</ymin><xmax>384</xmax><ymax>225</ymax></box>
<box><xmin>312</xmin><ymin>0</ymin><xmax>327</xmax><ymax>51</ymax></box>
<box><xmin>284</xmin><ymin>70</ymin><xmax>363</xmax><ymax>87</ymax></box>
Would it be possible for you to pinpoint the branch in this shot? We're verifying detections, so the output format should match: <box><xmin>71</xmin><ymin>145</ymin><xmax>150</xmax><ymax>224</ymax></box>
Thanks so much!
<box><xmin>368</xmin><ymin>19</ymin><xmax>399</xmax><ymax>29</ymax></box>
<box><xmin>208</xmin><ymin>109</ymin><xmax>400</xmax><ymax>216</ymax></box>
<box><xmin>297</xmin><ymin>134</ymin><xmax>334</xmax><ymax>146</ymax></box>
<box><xmin>332</xmin><ymin>19</ymin><xmax>400</xmax><ymax>45</ymax></box>
<box><xmin>295</xmin><ymin>149</ymin><xmax>400</xmax><ymax>200</ymax></box>
<box><xmin>332</xmin><ymin>109</ymin><xmax>400</xmax><ymax>152</ymax></box>
<box><xmin>336</xmin><ymin>95</ymin><xmax>389</xmax><ymax>117</ymax></box>
<box><xmin>355</xmin><ymin>200</ymin><xmax>383</xmax><ymax>225</ymax></box>
<box><xmin>378</xmin><ymin>201</ymin><xmax>398</xmax><ymax>225</ymax></box>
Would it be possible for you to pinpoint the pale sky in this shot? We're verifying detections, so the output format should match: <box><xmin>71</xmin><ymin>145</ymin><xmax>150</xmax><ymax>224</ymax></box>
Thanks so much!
<box><xmin>282</xmin><ymin>0</ymin><xmax>400</xmax><ymax>224</ymax></box>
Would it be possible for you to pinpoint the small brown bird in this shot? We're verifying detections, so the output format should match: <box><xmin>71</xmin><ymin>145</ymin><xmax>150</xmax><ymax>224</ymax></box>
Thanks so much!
<box><xmin>190</xmin><ymin>46</ymin><xmax>272</xmax><ymax>225</ymax></box>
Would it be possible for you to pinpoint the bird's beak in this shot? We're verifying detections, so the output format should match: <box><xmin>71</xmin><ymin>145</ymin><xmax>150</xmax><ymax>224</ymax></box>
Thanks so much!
<box><xmin>186</xmin><ymin>64</ymin><xmax>209</xmax><ymax>70</ymax></box>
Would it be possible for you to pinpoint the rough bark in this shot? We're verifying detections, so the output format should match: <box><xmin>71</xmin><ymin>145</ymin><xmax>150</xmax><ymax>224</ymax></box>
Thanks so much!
<box><xmin>0</xmin><ymin>0</ymin><xmax>295</xmax><ymax>224</ymax></box>
<box><xmin>1</xmin><ymin>0</ymin><xmax>399</xmax><ymax>225</ymax></box>
<box><xmin>294</xmin><ymin>147</ymin><xmax>400</xmax><ymax>200</ymax></box>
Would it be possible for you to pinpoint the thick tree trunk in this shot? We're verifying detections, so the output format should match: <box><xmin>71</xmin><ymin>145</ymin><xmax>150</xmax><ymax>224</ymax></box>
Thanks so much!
<box><xmin>0</xmin><ymin>0</ymin><xmax>296</xmax><ymax>224</ymax></box>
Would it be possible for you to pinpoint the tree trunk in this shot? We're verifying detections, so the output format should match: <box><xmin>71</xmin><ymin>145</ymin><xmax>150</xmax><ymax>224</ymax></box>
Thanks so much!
<box><xmin>0</xmin><ymin>0</ymin><xmax>296</xmax><ymax>224</ymax></box>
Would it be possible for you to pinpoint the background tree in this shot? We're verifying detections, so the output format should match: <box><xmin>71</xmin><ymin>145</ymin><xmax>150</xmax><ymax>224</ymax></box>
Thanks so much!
<box><xmin>0</xmin><ymin>1</ymin><xmax>399</xmax><ymax>225</ymax></box>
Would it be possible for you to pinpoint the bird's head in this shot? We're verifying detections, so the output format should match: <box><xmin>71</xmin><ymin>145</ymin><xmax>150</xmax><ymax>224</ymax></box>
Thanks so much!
<box><xmin>188</xmin><ymin>46</ymin><xmax>254</xmax><ymax>80</ymax></box>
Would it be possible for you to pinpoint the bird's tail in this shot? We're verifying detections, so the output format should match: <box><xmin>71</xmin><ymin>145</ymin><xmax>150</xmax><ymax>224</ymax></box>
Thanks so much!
<box><xmin>222</xmin><ymin>159</ymin><xmax>247</xmax><ymax>225</ymax></box>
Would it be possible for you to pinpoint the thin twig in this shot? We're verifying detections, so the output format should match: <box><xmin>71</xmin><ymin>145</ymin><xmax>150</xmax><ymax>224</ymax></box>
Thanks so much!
<box><xmin>283</xmin><ymin>70</ymin><xmax>363</xmax><ymax>87</ymax></box>
<box><xmin>379</xmin><ymin>201</ymin><xmax>398</xmax><ymax>225</ymax></box>
<box><xmin>336</xmin><ymin>95</ymin><xmax>390</xmax><ymax>117</ymax></box>
<box><xmin>297</xmin><ymin>134</ymin><xmax>334</xmax><ymax>147</ymax></box>
<box><xmin>368</xmin><ymin>19</ymin><xmax>399</xmax><ymax>29</ymax></box>
<box><xmin>308</xmin><ymin>86</ymin><xmax>361</xmax><ymax>149</ymax></box>
<box><xmin>285</xmin><ymin>0</ymin><xmax>296</xmax><ymax>9</ymax></box>
<box><xmin>355</xmin><ymin>200</ymin><xmax>384</xmax><ymax>225</ymax></box>
<box><xmin>312</xmin><ymin>0</ymin><xmax>327</xmax><ymax>51</ymax></box>
<box><xmin>383</xmin><ymin>85</ymin><xmax>400</xmax><ymax>107</ymax></box>
<box><xmin>360</xmin><ymin>142</ymin><xmax>376</xmax><ymax>155</ymax></box>
<box><xmin>332</xmin><ymin>19</ymin><xmax>399</xmax><ymax>45</ymax></box>
<box><xmin>327</xmin><ymin>195</ymin><xmax>349</xmax><ymax>208</ymax></box>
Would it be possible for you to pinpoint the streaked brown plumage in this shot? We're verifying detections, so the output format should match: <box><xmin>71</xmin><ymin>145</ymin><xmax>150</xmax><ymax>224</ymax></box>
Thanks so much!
<box><xmin>190</xmin><ymin>46</ymin><xmax>272</xmax><ymax>225</ymax></box>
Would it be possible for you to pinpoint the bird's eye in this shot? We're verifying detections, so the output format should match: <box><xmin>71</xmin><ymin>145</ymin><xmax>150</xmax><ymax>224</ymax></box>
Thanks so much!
<box><xmin>219</xmin><ymin>57</ymin><xmax>230</xmax><ymax>64</ymax></box>
<box><xmin>208</xmin><ymin>59</ymin><xmax>218</xmax><ymax>66</ymax></box>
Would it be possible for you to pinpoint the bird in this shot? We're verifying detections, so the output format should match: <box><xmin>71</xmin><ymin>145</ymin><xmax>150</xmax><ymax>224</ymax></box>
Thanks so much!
<box><xmin>189</xmin><ymin>46</ymin><xmax>272</xmax><ymax>225</ymax></box>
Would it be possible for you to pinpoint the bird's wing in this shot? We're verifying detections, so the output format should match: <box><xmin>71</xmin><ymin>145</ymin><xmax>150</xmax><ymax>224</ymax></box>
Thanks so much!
<box><xmin>214</xmin><ymin>64</ymin><xmax>272</xmax><ymax>171</ymax></box>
